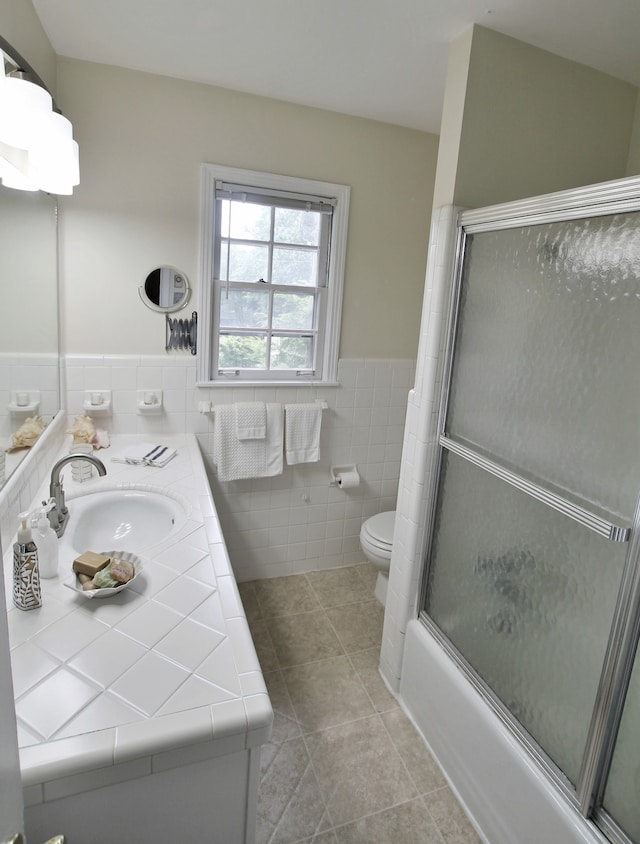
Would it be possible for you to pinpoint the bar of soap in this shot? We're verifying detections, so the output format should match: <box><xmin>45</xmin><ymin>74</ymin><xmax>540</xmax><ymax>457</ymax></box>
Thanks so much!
<box><xmin>72</xmin><ymin>551</ymin><xmax>111</xmax><ymax>577</ymax></box>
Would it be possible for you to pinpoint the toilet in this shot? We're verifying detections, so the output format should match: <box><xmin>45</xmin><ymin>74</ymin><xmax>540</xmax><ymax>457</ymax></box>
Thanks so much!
<box><xmin>360</xmin><ymin>510</ymin><xmax>396</xmax><ymax>606</ymax></box>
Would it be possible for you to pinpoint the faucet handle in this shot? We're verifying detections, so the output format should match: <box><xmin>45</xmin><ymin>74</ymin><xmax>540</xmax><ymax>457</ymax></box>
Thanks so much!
<box><xmin>47</xmin><ymin>507</ymin><xmax>60</xmax><ymax>533</ymax></box>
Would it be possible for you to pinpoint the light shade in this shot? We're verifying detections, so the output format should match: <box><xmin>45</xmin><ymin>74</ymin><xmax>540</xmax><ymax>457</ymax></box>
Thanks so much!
<box><xmin>0</xmin><ymin>49</ymin><xmax>79</xmax><ymax>194</ymax></box>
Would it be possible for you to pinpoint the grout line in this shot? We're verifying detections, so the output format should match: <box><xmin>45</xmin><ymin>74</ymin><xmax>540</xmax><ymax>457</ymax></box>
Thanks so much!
<box><xmin>267</xmin><ymin>743</ymin><xmax>324</xmax><ymax>844</ymax></box>
<box><xmin>311</xmin><ymin>795</ymin><xmax>449</xmax><ymax>844</ymax></box>
<box><xmin>256</xmin><ymin>571</ymin><xmax>478</xmax><ymax>843</ymax></box>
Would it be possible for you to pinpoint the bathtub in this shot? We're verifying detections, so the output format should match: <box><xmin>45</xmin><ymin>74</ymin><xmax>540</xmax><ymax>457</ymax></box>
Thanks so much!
<box><xmin>399</xmin><ymin>618</ymin><xmax>609</xmax><ymax>844</ymax></box>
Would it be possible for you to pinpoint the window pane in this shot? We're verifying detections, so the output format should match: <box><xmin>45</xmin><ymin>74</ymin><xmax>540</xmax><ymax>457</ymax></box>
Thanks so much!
<box><xmin>272</xmin><ymin>247</ymin><xmax>318</xmax><ymax>286</ymax></box>
<box><xmin>223</xmin><ymin>242</ymin><xmax>269</xmax><ymax>282</ymax></box>
<box><xmin>221</xmin><ymin>200</ymin><xmax>271</xmax><ymax>241</ymax></box>
<box><xmin>273</xmin><ymin>292</ymin><xmax>315</xmax><ymax>330</ymax></box>
<box><xmin>219</xmin><ymin>334</ymin><xmax>267</xmax><ymax>369</ymax></box>
<box><xmin>274</xmin><ymin>208</ymin><xmax>320</xmax><ymax>246</ymax></box>
<box><xmin>220</xmin><ymin>289</ymin><xmax>269</xmax><ymax>328</ymax></box>
<box><xmin>271</xmin><ymin>335</ymin><xmax>314</xmax><ymax>369</ymax></box>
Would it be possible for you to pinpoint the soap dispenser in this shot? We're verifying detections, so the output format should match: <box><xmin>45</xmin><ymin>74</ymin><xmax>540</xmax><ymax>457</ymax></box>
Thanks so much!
<box><xmin>33</xmin><ymin>502</ymin><xmax>59</xmax><ymax>579</ymax></box>
<box><xmin>13</xmin><ymin>511</ymin><xmax>42</xmax><ymax>610</ymax></box>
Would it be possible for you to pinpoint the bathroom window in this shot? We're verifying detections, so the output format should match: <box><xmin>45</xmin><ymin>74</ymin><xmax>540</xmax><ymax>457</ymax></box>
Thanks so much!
<box><xmin>198</xmin><ymin>164</ymin><xmax>350</xmax><ymax>384</ymax></box>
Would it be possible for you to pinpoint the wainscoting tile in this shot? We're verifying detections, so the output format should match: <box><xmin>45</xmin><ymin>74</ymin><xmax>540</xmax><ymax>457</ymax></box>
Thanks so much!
<box><xmin>61</xmin><ymin>355</ymin><xmax>416</xmax><ymax>581</ymax></box>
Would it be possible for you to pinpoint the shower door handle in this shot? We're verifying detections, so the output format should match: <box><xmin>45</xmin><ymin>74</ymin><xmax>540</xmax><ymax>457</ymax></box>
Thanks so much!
<box><xmin>440</xmin><ymin>435</ymin><xmax>631</xmax><ymax>543</ymax></box>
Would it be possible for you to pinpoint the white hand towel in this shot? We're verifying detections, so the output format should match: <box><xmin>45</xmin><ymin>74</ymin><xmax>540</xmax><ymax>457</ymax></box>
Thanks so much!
<box><xmin>122</xmin><ymin>443</ymin><xmax>177</xmax><ymax>467</ymax></box>
<box><xmin>214</xmin><ymin>403</ymin><xmax>283</xmax><ymax>482</ymax></box>
<box><xmin>284</xmin><ymin>403</ymin><xmax>322</xmax><ymax>465</ymax></box>
<box><xmin>235</xmin><ymin>402</ymin><xmax>266</xmax><ymax>440</ymax></box>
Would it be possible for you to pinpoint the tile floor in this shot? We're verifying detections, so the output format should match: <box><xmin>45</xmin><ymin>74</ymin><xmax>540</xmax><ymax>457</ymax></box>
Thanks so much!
<box><xmin>238</xmin><ymin>564</ymin><xmax>482</xmax><ymax>844</ymax></box>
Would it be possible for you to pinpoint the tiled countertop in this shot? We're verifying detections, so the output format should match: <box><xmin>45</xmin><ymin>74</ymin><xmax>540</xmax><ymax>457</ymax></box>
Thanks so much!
<box><xmin>3</xmin><ymin>433</ymin><xmax>272</xmax><ymax>805</ymax></box>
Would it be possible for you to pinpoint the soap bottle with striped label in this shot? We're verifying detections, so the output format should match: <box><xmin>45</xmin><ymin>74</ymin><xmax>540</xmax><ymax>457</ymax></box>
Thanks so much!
<box><xmin>13</xmin><ymin>512</ymin><xmax>42</xmax><ymax>611</ymax></box>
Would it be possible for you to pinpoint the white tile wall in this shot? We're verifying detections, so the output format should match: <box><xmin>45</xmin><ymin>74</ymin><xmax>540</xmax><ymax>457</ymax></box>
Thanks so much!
<box><xmin>380</xmin><ymin>206</ymin><xmax>458</xmax><ymax>692</ymax></box>
<box><xmin>62</xmin><ymin>356</ymin><xmax>415</xmax><ymax>581</ymax></box>
<box><xmin>0</xmin><ymin>354</ymin><xmax>60</xmax><ymax>442</ymax></box>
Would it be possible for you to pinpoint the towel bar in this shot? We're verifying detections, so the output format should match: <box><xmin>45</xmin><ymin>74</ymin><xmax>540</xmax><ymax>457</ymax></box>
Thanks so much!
<box><xmin>202</xmin><ymin>399</ymin><xmax>329</xmax><ymax>415</ymax></box>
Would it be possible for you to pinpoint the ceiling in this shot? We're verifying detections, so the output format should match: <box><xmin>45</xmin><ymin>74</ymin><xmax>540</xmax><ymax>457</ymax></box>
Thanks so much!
<box><xmin>33</xmin><ymin>0</ymin><xmax>640</xmax><ymax>134</ymax></box>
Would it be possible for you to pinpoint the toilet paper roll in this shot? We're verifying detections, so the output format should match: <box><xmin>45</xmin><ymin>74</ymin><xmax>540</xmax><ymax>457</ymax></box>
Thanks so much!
<box><xmin>336</xmin><ymin>467</ymin><xmax>360</xmax><ymax>489</ymax></box>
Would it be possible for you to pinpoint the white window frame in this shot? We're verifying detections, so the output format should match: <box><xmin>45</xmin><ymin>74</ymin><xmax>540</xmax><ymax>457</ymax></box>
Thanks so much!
<box><xmin>197</xmin><ymin>164</ymin><xmax>350</xmax><ymax>385</ymax></box>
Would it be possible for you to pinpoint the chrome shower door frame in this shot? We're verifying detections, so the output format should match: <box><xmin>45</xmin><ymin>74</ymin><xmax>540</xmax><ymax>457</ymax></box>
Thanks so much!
<box><xmin>418</xmin><ymin>175</ymin><xmax>640</xmax><ymax>844</ymax></box>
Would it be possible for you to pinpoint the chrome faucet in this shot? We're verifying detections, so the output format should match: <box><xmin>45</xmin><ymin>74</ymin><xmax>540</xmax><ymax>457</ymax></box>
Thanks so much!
<box><xmin>48</xmin><ymin>454</ymin><xmax>107</xmax><ymax>537</ymax></box>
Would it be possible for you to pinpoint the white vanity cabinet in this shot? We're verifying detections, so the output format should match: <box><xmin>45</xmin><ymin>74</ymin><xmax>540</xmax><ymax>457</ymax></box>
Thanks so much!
<box><xmin>4</xmin><ymin>435</ymin><xmax>271</xmax><ymax>844</ymax></box>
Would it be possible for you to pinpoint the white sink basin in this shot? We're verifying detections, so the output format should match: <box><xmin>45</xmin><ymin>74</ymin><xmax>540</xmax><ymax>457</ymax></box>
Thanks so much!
<box><xmin>64</xmin><ymin>486</ymin><xmax>189</xmax><ymax>555</ymax></box>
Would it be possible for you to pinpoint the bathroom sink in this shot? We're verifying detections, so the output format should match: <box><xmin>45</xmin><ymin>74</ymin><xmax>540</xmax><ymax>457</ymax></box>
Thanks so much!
<box><xmin>63</xmin><ymin>486</ymin><xmax>189</xmax><ymax>555</ymax></box>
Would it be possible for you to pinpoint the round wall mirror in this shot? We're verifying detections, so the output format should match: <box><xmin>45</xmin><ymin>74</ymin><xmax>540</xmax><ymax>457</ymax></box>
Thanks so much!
<box><xmin>139</xmin><ymin>266</ymin><xmax>191</xmax><ymax>312</ymax></box>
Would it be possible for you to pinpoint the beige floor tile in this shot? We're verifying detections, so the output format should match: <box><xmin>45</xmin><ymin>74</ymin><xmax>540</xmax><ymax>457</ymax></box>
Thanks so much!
<box><xmin>267</xmin><ymin>610</ymin><xmax>344</xmax><ymax>668</ymax></box>
<box><xmin>255</xmin><ymin>575</ymin><xmax>321</xmax><ymax>618</ymax></box>
<box><xmin>348</xmin><ymin>648</ymin><xmax>399</xmax><ymax>713</ymax></box>
<box><xmin>355</xmin><ymin>563</ymin><xmax>378</xmax><ymax>594</ymax></box>
<box><xmin>238</xmin><ymin>580</ymin><xmax>263</xmax><ymax>625</ymax></box>
<box><xmin>306</xmin><ymin>715</ymin><xmax>418</xmax><ymax>826</ymax></box>
<box><xmin>307</xmin><ymin>565</ymin><xmax>377</xmax><ymax>608</ymax></box>
<box><xmin>255</xmin><ymin>571</ymin><xmax>479</xmax><ymax>844</ymax></box>
<box><xmin>264</xmin><ymin>670</ymin><xmax>302</xmax><ymax>743</ymax></box>
<box><xmin>325</xmin><ymin>600</ymin><xmax>384</xmax><ymax>653</ymax></box>
<box><xmin>299</xmin><ymin>832</ymin><xmax>339</xmax><ymax>844</ymax></box>
<box><xmin>283</xmin><ymin>655</ymin><xmax>375</xmax><ymax>732</ymax></box>
<box><xmin>331</xmin><ymin>797</ymin><xmax>443</xmax><ymax>843</ymax></box>
<box><xmin>424</xmin><ymin>787</ymin><xmax>483</xmax><ymax>844</ymax></box>
<box><xmin>381</xmin><ymin>708</ymin><xmax>447</xmax><ymax>794</ymax></box>
<box><xmin>257</xmin><ymin>737</ymin><xmax>329</xmax><ymax>844</ymax></box>
<box><xmin>249</xmin><ymin>618</ymin><xmax>280</xmax><ymax>673</ymax></box>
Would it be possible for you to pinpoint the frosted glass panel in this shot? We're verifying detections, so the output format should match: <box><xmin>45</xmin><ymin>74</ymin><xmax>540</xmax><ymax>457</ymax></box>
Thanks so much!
<box><xmin>446</xmin><ymin>212</ymin><xmax>640</xmax><ymax>521</ymax></box>
<box><xmin>426</xmin><ymin>452</ymin><xmax>628</xmax><ymax>785</ymax></box>
<box><xmin>603</xmin><ymin>646</ymin><xmax>640</xmax><ymax>841</ymax></box>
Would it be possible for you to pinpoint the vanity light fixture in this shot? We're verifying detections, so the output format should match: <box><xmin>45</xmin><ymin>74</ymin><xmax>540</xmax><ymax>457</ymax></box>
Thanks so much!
<box><xmin>0</xmin><ymin>42</ymin><xmax>79</xmax><ymax>195</ymax></box>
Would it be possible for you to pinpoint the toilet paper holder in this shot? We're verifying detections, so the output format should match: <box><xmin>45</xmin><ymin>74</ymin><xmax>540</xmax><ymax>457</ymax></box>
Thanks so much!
<box><xmin>330</xmin><ymin>465</ymin><xmax>360</xmax><ymax>488</ymax></box>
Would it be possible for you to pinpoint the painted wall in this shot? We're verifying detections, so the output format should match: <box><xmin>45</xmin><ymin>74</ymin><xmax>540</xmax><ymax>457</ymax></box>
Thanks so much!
<box><xmin>2</xmin><ymin>0</ymin><xmax>56</xmax><ymax>93</ymax></box>
<box><xmin>627</xmin><ymin>90</ymin><xmax>640</xmax><ymax>176</ymax></box>
<box><xmin>55</xmin><ymin>58</ymin><xmax>438</xmax><ymax>362</ymax></box>
<box><xmin>453</xmin><ymin>26</ymin><xmax>638</xmax><ymax>209</ymax></box>
<box><xmin>431</xmin><ymin>29</ymin><xmax>473</xmax><ymax>209</ymax></box>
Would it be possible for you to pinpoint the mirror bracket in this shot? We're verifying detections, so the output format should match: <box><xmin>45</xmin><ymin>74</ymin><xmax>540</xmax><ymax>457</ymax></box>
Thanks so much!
<box><xmin>166</xmin><ymin>311</ymin><xmax>197</xmax><ymax>355</ymax></box>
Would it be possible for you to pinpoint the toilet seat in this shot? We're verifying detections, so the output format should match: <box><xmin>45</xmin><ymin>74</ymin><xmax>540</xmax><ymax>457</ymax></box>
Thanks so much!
<box><xmin>361</xmin><ymin>533</ymin><xmax>392</xmax><ymax>554</ymax></box>
<box><xmin>361</xmin><ymin>511</ymin><xmax>395</xmax><ymax>548</ymax></box>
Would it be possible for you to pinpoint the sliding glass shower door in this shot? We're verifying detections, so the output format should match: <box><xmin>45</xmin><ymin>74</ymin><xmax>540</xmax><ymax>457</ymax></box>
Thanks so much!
<box><xmin>421</xmin><ymin>195</ymin><xmax>640</xmax><ymax>841</ymax></box>
<box><xmin>603</xmin><ymin>645</ymin><xmax>640</xmax><ymax>840</ymax></box>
